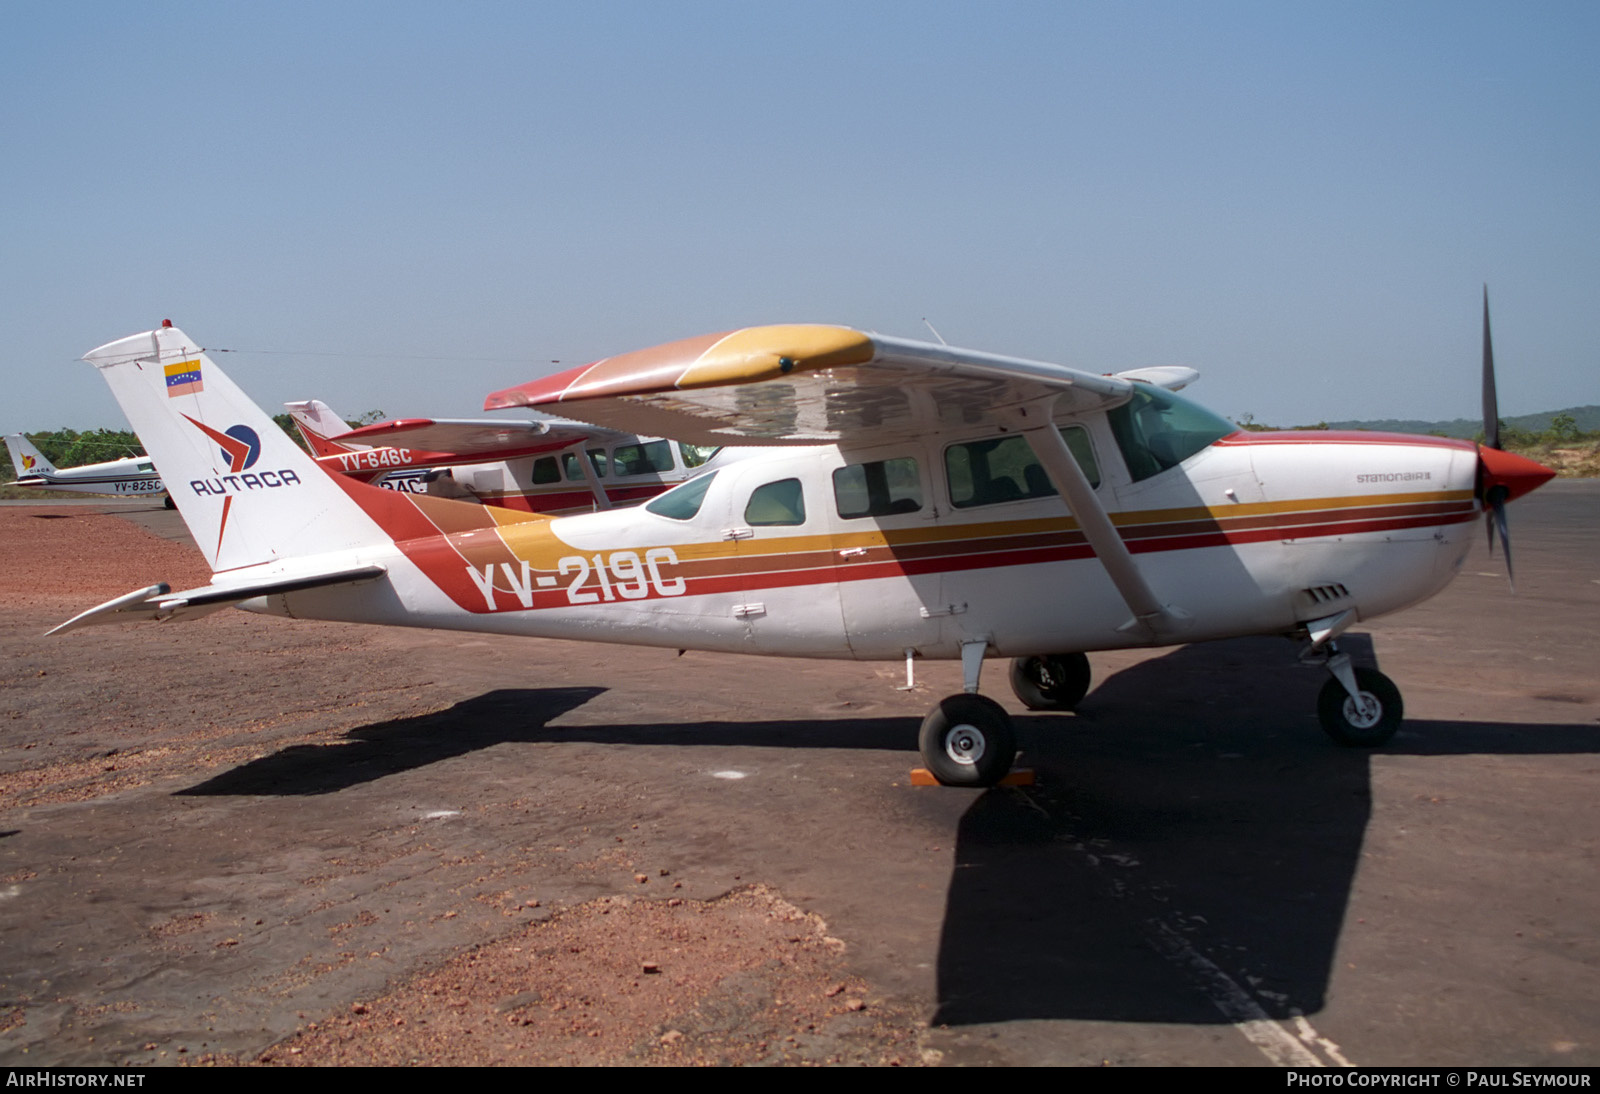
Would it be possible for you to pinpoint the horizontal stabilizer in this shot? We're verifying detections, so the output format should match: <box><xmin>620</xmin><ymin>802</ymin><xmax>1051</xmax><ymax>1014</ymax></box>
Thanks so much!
<box><xmin>48</xmin><ymin>565</ymin><xmax>386</xmax><ymax>635</ymax></box>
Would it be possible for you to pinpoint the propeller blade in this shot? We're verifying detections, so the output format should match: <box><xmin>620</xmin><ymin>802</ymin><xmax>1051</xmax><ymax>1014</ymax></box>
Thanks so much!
<box><xmin>1482</xmin><ymin>285</ymin><xmax>1500</xmax><ymax>451</ymax></box>
<box><xmin>1473</xmin><ymin>293</ymin><xmax>1552</xmax><ymax>591</ymax></box>
<box><xmin>1492</xmin><ymin>494</ymin><xmax>1514</xmax><ymax>592</ymax></box>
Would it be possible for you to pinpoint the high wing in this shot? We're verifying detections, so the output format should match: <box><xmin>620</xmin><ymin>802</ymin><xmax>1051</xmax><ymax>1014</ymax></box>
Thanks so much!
<box><xmin>485</xmin><ymin>324</ymin><xmax>1204</xmax><ymax>636</ymax></box>
<box><xmin>483</xmin><ymin>325</ymin><xmax>1147</xmax><ymax>446</ymax></box>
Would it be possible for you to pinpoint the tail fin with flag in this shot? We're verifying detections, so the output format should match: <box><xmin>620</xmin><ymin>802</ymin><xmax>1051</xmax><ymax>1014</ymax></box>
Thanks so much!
<box><xmin>81</xmin><ymin>323</ymin><xmax>394</xmax><ymax>572</ymax></box>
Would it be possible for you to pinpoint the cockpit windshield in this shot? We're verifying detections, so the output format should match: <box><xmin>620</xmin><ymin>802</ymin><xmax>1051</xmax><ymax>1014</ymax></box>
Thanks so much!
<box><xmin>1107</xmin><ymin>385</ymin><xmax>1236</xmax><ymax>483</ymax></box>
<box><xmin>645</xmin><ymin>471</ymin><xmax>718</xmax><ymax>521</ymax></box>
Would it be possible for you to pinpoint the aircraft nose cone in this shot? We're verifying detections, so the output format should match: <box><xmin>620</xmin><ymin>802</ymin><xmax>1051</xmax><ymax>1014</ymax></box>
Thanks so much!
<box><xmin>1478</xmin><ymin>445</ymin><xmax>1557</xmax><ymax>504</ymax></box>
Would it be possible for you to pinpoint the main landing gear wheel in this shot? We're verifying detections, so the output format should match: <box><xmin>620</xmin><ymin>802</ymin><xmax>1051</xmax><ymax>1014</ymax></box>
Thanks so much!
<box><xmin>1317</xmin><ymin>667</ymin><xmax>1403</xmax><ymax>747</ymax></box>
<box><xmin>919</xmin><ymin>694</ymin><xmax>1017</xmax><ymax>788</ymax></box>
<box><xmin>1008</xmin><ymin>653</ymin><xmax>1092</xmax><ymax>711</ymax></box>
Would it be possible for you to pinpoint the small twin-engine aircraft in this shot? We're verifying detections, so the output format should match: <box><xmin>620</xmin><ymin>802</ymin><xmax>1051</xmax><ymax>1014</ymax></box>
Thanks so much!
<box><xmin>284</xmin><ymin>399</ymin><xmax>721</xmax><ymax>513</ymax></box>
<box><xmin>53</xmin><ymin>305</ymin><xmax>1554</xmax><ymax>786</ymax></box>
<box><xmin>5</xmin><ymin>432</ymin><xmax>168</xmax><ymax>502</ymax></box>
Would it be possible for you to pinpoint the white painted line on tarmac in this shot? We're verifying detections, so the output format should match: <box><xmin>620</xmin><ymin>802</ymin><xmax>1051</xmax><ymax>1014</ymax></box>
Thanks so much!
<box><xmin>1146</xmin><ymin>920</ymin><xmax>1346</xmax><ymax>1067</ymax></box>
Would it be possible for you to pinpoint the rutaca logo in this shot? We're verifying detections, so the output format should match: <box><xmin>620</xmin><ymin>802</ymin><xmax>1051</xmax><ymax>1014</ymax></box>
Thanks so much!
<box><xmin>181</xmin><ymin>416</ymin><xmax>302</xmax><ymax>499</ymax></box>
<box><xmin>218</xmin><ymin>425</ymin><xmax>261</xmax><ymax>472</ymax></box>
<box><xmin>180</xmin><ymin>416</ymin><xmax>303</xmax><ymax>557</ymax></box>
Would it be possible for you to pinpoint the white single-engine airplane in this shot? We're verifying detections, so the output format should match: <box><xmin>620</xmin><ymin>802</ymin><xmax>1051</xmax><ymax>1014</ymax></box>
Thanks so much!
<box><xmin>5</xmin><ymin>433</ymin><xmax>167</xmax><ymax>502</ymax></box>
<box><xmin>284</xmin><ymin>399</ymin><xmax>721</xmax><ymax>512</ymax></box>
<box><xmin>53</xmin><ymin>306</ymin><xmax>1554</xmax><ymax>786</ymax></box>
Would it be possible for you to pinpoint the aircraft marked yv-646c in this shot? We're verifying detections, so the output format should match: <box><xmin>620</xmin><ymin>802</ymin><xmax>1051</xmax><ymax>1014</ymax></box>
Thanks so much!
<box><xmin>52</xmin><ymin>306</ymin><xmax>1554</xmax><ymax>786</ymax></box>
<box><xmin>284</xmin><ymin>399</ymin><xmax>724</xmax><ymax>513</ymax></box>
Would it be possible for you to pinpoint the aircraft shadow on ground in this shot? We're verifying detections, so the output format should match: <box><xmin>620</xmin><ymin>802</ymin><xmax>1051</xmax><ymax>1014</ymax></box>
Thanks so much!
<box><xmin>178</xmin><ymin>687</ymin><xmax>607</xmax><ymax>796</ymax></box>
<box><xmin>176</xmin><ymin>634</ymin><xmax>1597</xmax><ymax>1028</ymax></box>
<box><xmin>177</xmin><ymin>687</ymin><xmax>923</xmax><ymax>797</ymax></box>
<box><xmin>932</xmin><ymin>635</ymin><xmax>1600</xmax><ymax>1027</ymax></box>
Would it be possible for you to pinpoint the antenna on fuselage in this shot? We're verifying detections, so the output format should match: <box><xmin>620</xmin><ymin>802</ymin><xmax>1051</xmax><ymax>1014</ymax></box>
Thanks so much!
<box><xmin>921</xmin><ymin>318</ymin><xmax>948</xmax><ymax>346</ymax></box>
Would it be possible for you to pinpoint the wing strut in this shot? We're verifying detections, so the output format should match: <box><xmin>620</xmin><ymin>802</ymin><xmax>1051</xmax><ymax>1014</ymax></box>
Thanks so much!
<box><xmin>1016</xmin><ymin>401</ymin><xmax>1185</xmax><ymax>638</ymax></box>
<box><xmin>564</xmin><ymin>439</ymin><xmax>612</xmax><ymax>511</ymax></box>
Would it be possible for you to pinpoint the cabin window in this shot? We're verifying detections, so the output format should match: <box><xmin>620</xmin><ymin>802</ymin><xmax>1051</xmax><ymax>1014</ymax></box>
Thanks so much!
<box><xmin>679</xmin><ymin>443</ymin><xmax>720</xmax><ymax>469</ymax></box>
<box><xmin>832</xmin><ymin>457</ymin><xmax>923</xmax><ymax>519</ymax></box>
<box><xmin>646</xmin><ymin>471</ymin><xmax>718</xmax><ymax>520</ymax></box>
<box><xmin>611</xmin><ymin>440</ymin><xmax>674</xmax><ymax>477</ymax></box>
<box><xmin>530</xmin><ymin>456</ymin><xmax>561</xmax><ymax>484</ymax></box>
<box><xmin>744</xmin><ymin>478</ymin><xmax>806</xmax><ymax>526</ymax></box>
<box><xmin>564</xmin><ymin>448</ymin><xmax>608</xmax><ymax>480</ymax></box>
<box><xmin>1107</xmin><ymin>386</ymin><xmax>1234</xmax><ymax>482</ymax></box>
<box><xmin>137</xmin><ymin>461</ymin><xmax>153</xmax><ymax>472</ymax></box>
<box><xmin>944</xmin><ymin>426</ymin><xmax>1100</xmax><ymax>508</ymax></box>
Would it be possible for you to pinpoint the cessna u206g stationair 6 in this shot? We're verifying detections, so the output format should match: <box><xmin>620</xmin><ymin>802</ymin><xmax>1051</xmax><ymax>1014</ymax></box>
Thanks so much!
<box><xmin>54</xmin><ymin>313</ymin><xmax>1553</xmax><ymax>786</ymax></box>
<box><xmin>284</xmin><ymin>399</ymin><xmax>722</xmax><ymax>513</ymax></box>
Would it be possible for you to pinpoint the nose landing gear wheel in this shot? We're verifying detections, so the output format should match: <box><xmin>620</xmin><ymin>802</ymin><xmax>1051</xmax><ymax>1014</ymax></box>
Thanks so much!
<box><xmin>1008</xmin><ymin>652</ymin><xmax>1092</xmax><ymax>711</ymax></box>
<box><xmin>919</xmin><ymin>694</ymin><xmax>1017</xmax><ymax>787</ymax></box>
<box><xmin>1317</xmin><ymin>667</ymin><xmax>1403</xmax><ymax>747</ymax></box>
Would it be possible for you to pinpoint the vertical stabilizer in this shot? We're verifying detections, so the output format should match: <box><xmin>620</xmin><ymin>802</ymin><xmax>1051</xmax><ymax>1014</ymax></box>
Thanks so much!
<box><xmin>82</xmin><ymin>326</ymin><xmax>394</xmax><ymax>572</ymax></box>
<box><xmin>283</xmin><ymin>399</ymin><xmax>366</xmax><ymax>458</ymax></box>
<box><xmin>4</xmin><ymin>434</ymin><xmax>56</xmax><ymax>478</ymax></box>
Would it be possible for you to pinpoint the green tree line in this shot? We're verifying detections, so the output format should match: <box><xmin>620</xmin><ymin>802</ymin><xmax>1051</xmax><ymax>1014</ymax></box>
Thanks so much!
<box><xmin>4</xmin><ymin>428</ymin><xmax>144</xmax><ymax>478</ymax></box>
<box><xmin>5</xmin><ymin>412</ymin><xmax>389</xmax><ymax>487</ymax></box>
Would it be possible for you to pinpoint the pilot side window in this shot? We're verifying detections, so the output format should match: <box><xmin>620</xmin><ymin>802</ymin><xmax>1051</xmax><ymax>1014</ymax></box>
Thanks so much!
<box><xmin>944</xmin><ymin>427</ymin><xmax>1100</xmax><ymax>509</ymax></box>
<box><xmin>832</xmin><ymin>457</ymin><xmax>923</xmax><ymax>519</ymax></box>
<box><xmin>744</xmin><ymin>478</ymin><xmax>806</xmax><ymax>526</ymax></box>
<box><xmin>611</xmin><ymin>440</ymin><xmax>674</xmax><ymax>477</ymax></box>
<box><xmin>530</xmin><ymin>456</ymin><xmax>561</xmax><ymax>485</ymax></box>
<box><xmin>564</xmin><ymin>448</ymin><xmax>608</xmax><ymax>480</ymax></box>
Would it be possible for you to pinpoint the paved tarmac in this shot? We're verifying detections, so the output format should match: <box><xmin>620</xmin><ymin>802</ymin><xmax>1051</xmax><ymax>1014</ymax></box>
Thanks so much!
<box><xmin>1</xmin><ymin>481</ymin><xmax>1596</xmax><ymax>1066</ymax></box>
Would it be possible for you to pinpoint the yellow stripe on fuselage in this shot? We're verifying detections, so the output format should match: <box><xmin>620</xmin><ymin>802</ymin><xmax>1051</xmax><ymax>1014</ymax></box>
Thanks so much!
<box><xmin>486</xmin><ymin>488</ymin><xmax>1475</xmax><ymax>569</ymax></box>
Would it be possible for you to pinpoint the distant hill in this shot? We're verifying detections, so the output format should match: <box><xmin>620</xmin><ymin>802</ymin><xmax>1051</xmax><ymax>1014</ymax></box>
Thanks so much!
<box><xmin>1295</xmin><ymin>405</ymin><xmax>1600</xmax><ymax>438</ymax></box>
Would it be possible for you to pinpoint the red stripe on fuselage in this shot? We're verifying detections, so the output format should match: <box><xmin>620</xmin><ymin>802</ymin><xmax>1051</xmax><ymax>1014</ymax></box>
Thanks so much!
<box><xmin>319</xmin><ymin>449</ymin><xmax>1479</xmax><ymax>615</ymax></box>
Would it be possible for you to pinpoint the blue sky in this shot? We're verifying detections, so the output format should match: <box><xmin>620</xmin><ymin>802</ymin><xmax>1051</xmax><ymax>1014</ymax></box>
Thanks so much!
<box><xmin>4</xmin><ymin>1</ymin><xmax>1596</xmax><ymax>434</ymax></box>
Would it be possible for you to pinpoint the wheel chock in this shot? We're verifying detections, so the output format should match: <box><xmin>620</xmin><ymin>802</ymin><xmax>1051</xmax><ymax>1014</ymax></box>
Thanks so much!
<box><xmin>909</xmin><ymin>767</ymin><xmax>1035</xmax><ymax>787</ymax></box>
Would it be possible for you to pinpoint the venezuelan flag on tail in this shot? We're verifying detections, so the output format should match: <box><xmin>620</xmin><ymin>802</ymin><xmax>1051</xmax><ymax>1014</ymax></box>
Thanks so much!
<box><xmin>163</xmin><ymin>358</ymin><xmax>203</xmax><ymax>397</ymax></box>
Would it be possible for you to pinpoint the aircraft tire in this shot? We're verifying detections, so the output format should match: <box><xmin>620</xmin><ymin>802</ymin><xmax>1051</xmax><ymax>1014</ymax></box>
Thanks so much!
<box><xmin>1317</xmin><ymin>667</ymin><xmax>1403</xmax><ymax>747</ymax></box>
<box><xmin>919</xmin><ymin>694</ymin><xmax>1016</xmax><ymax>787</ymax></box>
<box><xmin>163</xmin><ymin>495</ymin><xmax>176</xmax><ymax>510</ymax></box>
<box><xmin>1008</xmin><ymin>653</ymin><xmax>1092</xmax><ymax>711</ymax></box>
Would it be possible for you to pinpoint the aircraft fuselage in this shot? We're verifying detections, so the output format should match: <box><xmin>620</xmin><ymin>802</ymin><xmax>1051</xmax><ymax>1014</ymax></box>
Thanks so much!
<box><xmin>246</xmin><ymin>419</ymin><xmax>1481</xmax><ymax>664</ymax></box>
